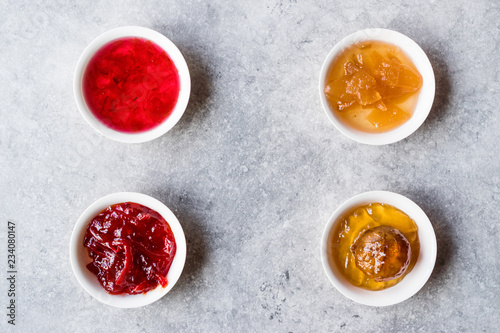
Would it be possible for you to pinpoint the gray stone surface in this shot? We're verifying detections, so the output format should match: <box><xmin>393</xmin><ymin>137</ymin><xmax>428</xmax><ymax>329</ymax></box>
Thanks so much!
<box><xmin>1</xmin><ymin>0</ymin><xmax>499</xmax><ymax>331</ymax></box>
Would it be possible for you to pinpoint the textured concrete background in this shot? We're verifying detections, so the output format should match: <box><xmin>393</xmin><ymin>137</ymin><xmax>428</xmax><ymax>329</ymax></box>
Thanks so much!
<box><xmin>0</xmin><ymin>0</ymin><xmax>499</xmax><ymax>332</ymax></box>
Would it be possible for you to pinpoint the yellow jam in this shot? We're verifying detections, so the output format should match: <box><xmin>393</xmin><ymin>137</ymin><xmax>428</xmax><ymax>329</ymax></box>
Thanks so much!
<box><xmin>324</xmin><ymin>41</ymin><xmax>422</xmax><ymax>133</ymax></box>
<box><xmin>331</xmin><ymin>203</ymin><xmax>420</xmax><ymax>290</ymax></box>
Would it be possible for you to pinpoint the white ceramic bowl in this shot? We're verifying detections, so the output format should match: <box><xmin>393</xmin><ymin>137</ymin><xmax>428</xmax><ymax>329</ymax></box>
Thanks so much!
<box><xmin>69</xmin><ymin>192</ymin><xmax>187</xmax><ymax>308</ymax></box>
<box><xmin>319</xmin><ymin>28</ymin><xmax>435</xmax><ymax>145</ymax></box>
<box><xmin>74</xmin><ymin>26</ymin><xmax>191</xmax><ymax>143</ymax></box>
<box><xmin>321</xmin><ymin>191</ymin><xmax>437</xmax><ymax>306</ymax></box>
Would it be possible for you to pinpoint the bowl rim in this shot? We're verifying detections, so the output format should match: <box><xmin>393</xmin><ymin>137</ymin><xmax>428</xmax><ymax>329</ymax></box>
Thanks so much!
<box><xmin>69</xmin><ymin>192</ymin><xmax>187</xmax><ymax>308</ymax></box>
<box><xmin>320</xmin><ymin>190</ymin><xmax>437</xmax><ymax>306</ymax></box>
<box><xmin>319</xmin><ymin>28</ymin><xmax>435</xmax><ymax>145</ymax></box>
<box><xmin>73</xmin><ymin>26</ymin><xmax>191</xmax><ymax>143</ymax></box>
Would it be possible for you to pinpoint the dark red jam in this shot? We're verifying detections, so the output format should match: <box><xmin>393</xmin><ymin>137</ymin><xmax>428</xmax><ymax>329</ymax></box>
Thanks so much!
<box><xmin>83</xmin><ymin>202</ymin><xmax>176</xmax><ymax>295</ymax></box>
<box><xmin>83</xmin><ymin>37</ymin><xmax>180</xmax><ymax>133</ymax></box>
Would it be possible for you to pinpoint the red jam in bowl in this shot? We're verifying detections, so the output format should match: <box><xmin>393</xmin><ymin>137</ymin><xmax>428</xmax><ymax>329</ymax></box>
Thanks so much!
<box><xmin>82</xmin><ymin>37</ymin><xmax>180</xmax><ymax>133</ymax></box>
<box><xmin>83</xmin><ymin>202</ymin><xmax>177</xmax><ymax>295</ymax></box>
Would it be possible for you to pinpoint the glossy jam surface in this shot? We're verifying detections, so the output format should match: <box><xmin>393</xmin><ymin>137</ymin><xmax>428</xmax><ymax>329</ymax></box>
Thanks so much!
<box><xmin>351</xmin><ymin>225</ymin><xmax>411</xmax><ymax>282</ymax></box>
<box><xmin>324</xmin><ymin>41</ymin><xmax>422</xmax><ymax>133</ymax></box>
<box><xmin>331</xmin><ymin>203</ymin><xmax>419</xmax><ymax>290</ymax></box>
<box><xmin>83</xmin><ymin>202</ymin><xmax>176</xmax><ymax>295</ymax></box>
<box><xmin>83</xmin><ymin>37</ymin><xmax>180</xmax><ymax>133</ymax></box>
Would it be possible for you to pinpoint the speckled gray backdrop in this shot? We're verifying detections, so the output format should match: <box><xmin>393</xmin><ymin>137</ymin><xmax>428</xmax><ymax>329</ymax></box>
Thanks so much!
<box><xmin>0</xmin><ymin>0</ymin><xmax>499</xmax><ymax>332</ymax></box>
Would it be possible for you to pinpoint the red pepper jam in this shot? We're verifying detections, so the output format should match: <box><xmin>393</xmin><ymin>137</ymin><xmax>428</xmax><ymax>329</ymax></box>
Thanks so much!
<box><xmin>83</xmin><ymin>37</ymin><xmax>180</xmax><ymax>133</ymax></box>
<box><xmin>83</xmin><ymin>202</ymin><xmax>177</xmax><ymax>295</ymax></box>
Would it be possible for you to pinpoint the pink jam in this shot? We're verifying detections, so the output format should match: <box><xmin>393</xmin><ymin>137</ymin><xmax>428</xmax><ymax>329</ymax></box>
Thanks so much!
<box><xmin>83</xmin><ymin>37</ymin><xmax>180</xmax><ymax>132</ymax></box>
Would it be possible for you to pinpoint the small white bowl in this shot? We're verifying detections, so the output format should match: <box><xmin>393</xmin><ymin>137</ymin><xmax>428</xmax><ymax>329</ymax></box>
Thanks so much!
<box><xmin>74</xmin><ymin>26</ymin><xmax>191</xmax><ymax>143</ymax></box>
<box><xmin>69</xmin><ymin>192</ymin><xmax>187</xmax><ymax>308</ymax></box>
<box><xmin>319</xmin><ymin>28</ymin><xmax>435</xmax><ymax>145</ymax></box>
<box><xmin>321</xmin><ymin>191</ymin><xmax>437</xmax><ymax>306</ymax></box>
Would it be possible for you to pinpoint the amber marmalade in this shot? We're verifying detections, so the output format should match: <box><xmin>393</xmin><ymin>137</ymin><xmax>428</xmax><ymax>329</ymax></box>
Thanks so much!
<box><xmin>331</xmin><ymin>203</ymin><xmax>420</xmax><ymax>290</ymax></box>
<box><xmin>324</xmin><ymin>41</ymin><xmax>422</xmax><ymax>133</ymax></box>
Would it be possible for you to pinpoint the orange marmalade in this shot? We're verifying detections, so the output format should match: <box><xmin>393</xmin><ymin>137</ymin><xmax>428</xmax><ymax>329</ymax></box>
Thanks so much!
<box><xmin>324</xmin><ymin>41</ymin><xmax>422</xmax><ymax>133</ymax></box>
<box><xmin>331</xmin><ymin>203</ymin><xmax>420</xmax><ymax>290</ymax></box>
